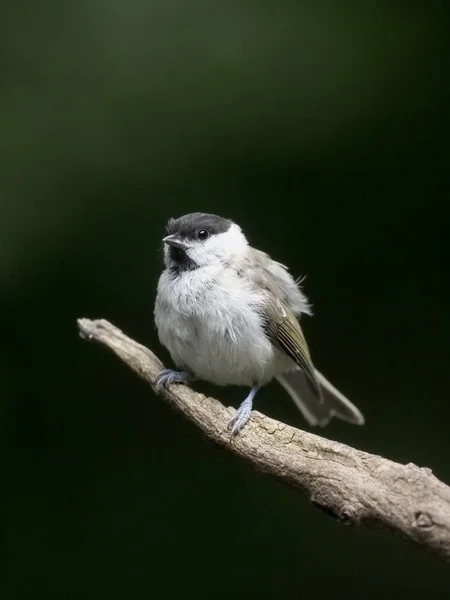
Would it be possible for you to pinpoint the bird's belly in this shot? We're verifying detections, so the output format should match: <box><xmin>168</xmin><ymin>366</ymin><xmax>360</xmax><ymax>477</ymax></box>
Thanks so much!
<box><xmin>189</xmin><ymin>321</ymin><xmax>276</xmax><ymax>386</ymax></box>
<box><xmin>156</xmin><ymin>294</ymin><xmax>286</xmax><ymax>386</ymax></box>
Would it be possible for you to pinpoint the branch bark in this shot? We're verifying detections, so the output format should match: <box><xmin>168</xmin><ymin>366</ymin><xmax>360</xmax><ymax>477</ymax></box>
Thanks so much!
<box><xmin>77</xmin><ymin>318</ymin><xmax>450</xmax><ymax>563</ymax></box>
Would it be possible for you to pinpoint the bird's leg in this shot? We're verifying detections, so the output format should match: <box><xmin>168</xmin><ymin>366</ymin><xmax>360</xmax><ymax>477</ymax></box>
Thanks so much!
<box><xmin>229</xmin><ymin>385</ymin><xmax>260</xmax><ymax>436</ymax></box>
<box><xmin>155</xmin><ymin>369</ymin><xmax>192</xmax><ymax>390</ymax></box>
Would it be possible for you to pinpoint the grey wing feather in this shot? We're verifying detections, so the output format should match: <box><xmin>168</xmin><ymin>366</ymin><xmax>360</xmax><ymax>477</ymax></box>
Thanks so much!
<box><xmin>244</xmin><ymin>248</ymin><xmax>312</xmax><ymax>316</ymax></box>
<box><xmin>242</xmin><ymin>246</ymin><xmax>320</xmax><ymax>396</ymax></box>
<box><xmin>262</xmin><ymin>297</ymin><xmax>321</xmax><ymax>397</ymax></box>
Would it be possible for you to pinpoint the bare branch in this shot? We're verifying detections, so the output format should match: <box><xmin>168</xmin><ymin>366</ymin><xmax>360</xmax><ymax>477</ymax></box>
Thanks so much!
<box><xmin>77</xmin><ymin>318</ymin><xmax>450</xmax><ymax>563</ymax></box>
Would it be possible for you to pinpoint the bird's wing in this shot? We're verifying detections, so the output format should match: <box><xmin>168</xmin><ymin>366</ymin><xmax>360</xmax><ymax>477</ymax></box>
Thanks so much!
<box><xmin>243</xmin><ymin>247</ymin><xmax>312</xmax><ymax>316</ymax></box>
<box><xmin>236</xmin><ymin>246</ymin><xmax>320</xmax><ymax>395</ymax></box>
<box><xmin>262</xmin><ymin>295</ymin><xmax>321</xmax><ymax>397</ymax></box>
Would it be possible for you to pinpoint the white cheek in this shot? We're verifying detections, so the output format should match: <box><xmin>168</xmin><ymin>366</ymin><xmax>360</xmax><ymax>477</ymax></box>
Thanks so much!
<box><xmin>186</xmin><ymin>244</ymin><xmax>210</xmax><ymax>266</ymax></box>
<box><xmin>213</xmin><ymin>225</ymin><xmax>248</xmax><ymax>256</ymax></box>
<box><xmin>188</xmin><ymin>225</ymin><xmax>248</xmax><ymax>266</ymax></box>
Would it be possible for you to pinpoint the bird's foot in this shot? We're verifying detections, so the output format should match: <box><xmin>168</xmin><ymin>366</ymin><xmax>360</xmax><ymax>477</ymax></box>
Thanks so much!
<box><xmin>155</xmin><ymin>369</ymin><xmax>191</xmax><ymax>390</ymax></box>
<box><xmin>229</xmin><ymin>385</ymin><xmax>260</xmax><ymax>436</ymax></box>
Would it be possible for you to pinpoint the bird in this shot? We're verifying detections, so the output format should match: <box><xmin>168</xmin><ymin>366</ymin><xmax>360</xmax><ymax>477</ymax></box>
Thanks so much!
<box><xmin>154</xmin><ymin>212</ymin><xmax>364</xmax><ymax>435</ymax></box>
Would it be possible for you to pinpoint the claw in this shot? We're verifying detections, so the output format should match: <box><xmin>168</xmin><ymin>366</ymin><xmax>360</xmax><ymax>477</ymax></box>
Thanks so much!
<box><xmin>155</xmin><ymin>369</ymin><xmax>190</xmax><ymax>390</ymax></box>
<box><xmin>228</xmin><ymin>385</ymin><xmax>260</xmax><ymax>436</ymax></box>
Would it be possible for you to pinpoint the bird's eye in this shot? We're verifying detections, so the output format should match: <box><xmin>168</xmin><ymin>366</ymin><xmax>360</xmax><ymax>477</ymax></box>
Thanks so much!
<box><xmin>197</xmin><ymin>229</ymin><xmax>209</xmax><ymax>241</ymax></box>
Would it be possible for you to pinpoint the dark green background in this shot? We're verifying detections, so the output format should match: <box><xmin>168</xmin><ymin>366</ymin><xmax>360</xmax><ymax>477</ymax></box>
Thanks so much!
<box><xmin>1</xmin><ymin>2</ymin><xmax>449</xmax><ymax>598</ymax></box>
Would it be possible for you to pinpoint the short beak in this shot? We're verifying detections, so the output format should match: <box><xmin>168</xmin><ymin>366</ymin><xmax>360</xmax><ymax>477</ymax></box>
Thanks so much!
<box><xmin>163</xmin><ymin>234</ymin><xmax>188</xmax><ymax>250</ymax></box>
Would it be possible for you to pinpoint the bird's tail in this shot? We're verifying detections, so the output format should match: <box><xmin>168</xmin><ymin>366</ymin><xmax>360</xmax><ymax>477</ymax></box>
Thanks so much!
<box><xmin>276</xmin><ymin>368</ymin><xmax>364</xmax><ymax>427</ymax></box>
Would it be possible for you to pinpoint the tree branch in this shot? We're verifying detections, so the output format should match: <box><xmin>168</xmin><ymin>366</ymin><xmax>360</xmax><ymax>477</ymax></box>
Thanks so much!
<box><xmin>77</xmin><ymin>318</ymin><xmax>450</xmax><ymax>563</ymax></box>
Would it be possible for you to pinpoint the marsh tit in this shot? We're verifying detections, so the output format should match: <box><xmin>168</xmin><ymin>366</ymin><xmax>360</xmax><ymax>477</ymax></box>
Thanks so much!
<box><xmin>154</xmin><ymin>212</ymin><xmax>364</xmax><ymax>435</ymax></box>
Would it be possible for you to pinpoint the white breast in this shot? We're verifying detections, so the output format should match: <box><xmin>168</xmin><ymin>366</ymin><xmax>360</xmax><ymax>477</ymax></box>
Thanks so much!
<box><xmin>154</xmin><ymin>266</ymin><xmax>289</xmax><ymax>386</ymax></box>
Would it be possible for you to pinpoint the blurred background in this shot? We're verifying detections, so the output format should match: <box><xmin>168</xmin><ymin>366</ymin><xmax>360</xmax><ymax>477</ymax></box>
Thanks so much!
<box><xmin>1</xmin><ymin>1</ymin><xmax>450</xmax><ymax>597</ymax></box>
